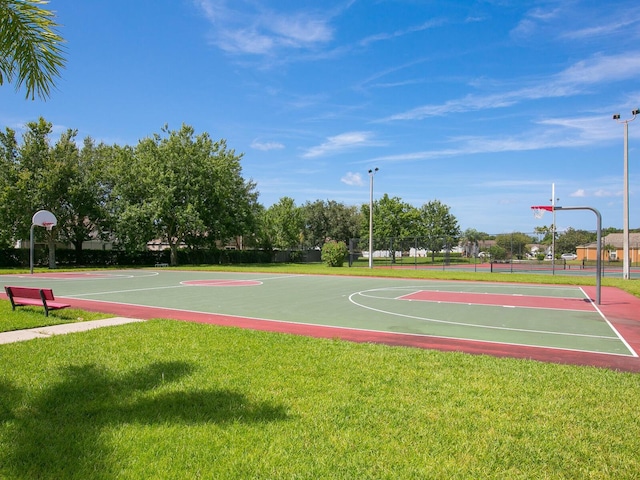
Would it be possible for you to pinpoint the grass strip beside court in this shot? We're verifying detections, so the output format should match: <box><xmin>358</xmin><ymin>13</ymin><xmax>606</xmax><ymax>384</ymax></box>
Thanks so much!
<box><xmin>1</xmin><ymin>319</ymin><xmax>640</xmax><ymax>479</ymax></box>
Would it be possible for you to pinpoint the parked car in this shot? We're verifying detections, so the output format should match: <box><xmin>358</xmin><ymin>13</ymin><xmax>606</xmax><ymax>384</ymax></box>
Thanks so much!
<box><xmin>561</xmin><ymin>253</ymin><xmax>578</xmax><ymax>260</ymax></box>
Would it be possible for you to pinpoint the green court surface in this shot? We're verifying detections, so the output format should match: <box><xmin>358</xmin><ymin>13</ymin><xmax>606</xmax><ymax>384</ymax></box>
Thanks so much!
<box><xmin>2</xmin><ymin>269</ymin><xmax>637</xmax><ymax>362</ymax></box>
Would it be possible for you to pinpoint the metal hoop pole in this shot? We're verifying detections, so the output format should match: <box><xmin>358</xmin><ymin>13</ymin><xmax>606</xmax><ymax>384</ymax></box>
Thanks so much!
<box><xmin>555</xmin><ymin>206</ymin><xmax>602</xmax><ymax>304</ymax></box>
<box><xmin>368</xmin><ymin>168</ymin><xmax>378</xmax><ymax>269</ymax></box>
<box><xmin>30</xmin><ymin>224</ymin><xmax>35</xmax><ymax>274</ymax></box>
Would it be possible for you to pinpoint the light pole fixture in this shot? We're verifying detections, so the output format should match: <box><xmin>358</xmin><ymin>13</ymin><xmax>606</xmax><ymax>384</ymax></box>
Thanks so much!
<box><xmin>368</xmin><ymin>167</ymin><xmax>379</xmax><ymax>269</ymax></box>
<box><xmin>613</xmin><ymin>108</ymin><xmax>639</xmax><ymax>279</ymax></box>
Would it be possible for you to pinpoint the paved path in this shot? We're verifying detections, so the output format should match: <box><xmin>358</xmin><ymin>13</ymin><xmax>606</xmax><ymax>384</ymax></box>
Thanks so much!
<box><xmin>0</xmin><ymin>317</ymin><xmax>144</xmax><ymax>345</ymax></box>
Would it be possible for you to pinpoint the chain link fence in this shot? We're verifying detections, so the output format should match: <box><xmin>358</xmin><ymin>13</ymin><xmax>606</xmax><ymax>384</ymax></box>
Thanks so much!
<box><xmin>347</xmin><ymin>234</ymin><xmax>622</xmax><ymax>275</ymax></box>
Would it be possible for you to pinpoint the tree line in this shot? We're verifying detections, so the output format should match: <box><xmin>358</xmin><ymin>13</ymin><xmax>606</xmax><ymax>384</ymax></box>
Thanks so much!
<box><xmin>0</xmin><ymin>119</ymin><xmax>467</xmax><ymax>266</ymax></box>
<box><xmin>2</xmin><ymin>118</ymin><xmax>611</xmax><ymax>267</ymax></box>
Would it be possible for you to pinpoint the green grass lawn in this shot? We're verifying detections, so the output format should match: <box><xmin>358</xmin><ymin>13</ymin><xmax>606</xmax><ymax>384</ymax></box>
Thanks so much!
<box><xmin>1</xmin><ymin>319</ymin><xmax>639</xmax><ymax>479</ymax></box>
<box><xmin>0</xmin><ymin>300</ymin><xmax>111</xmax><ymax>333</ymax></box>
<box><xmin>2</xmin><ymin>265</ymin><xmax>640</xmax><ymax>478</ymax></box>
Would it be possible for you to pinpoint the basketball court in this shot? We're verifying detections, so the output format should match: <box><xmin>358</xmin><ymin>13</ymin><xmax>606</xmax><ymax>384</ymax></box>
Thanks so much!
<box><xmin>2</xmin><ymin>269</ymin><xmax>640</xmax><ymax>372</ymax></box>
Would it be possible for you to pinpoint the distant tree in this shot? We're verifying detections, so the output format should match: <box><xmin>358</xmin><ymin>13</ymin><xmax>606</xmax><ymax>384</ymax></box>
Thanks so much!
<box><xmin>555</xmin><ymin>228</ymin><xmax>596</xmax><ymax>255</ymax></box>
<box><xmin>54</xmin><ymin>136</ymin><xmax>113</xmax><ymax>262</ymax></box>
<box><xmin>0</xmin><ymin>125</ymin><xmax>22</xmax><ymax>247</ymax></box>
<box><xmin>602</xmin><ymin>227</ymin><xmax>621</xmax><ymax>236</ymax></box>
<box><xmin>263</xmin><ymin>197</ymin><xmax>304</xmax><ymax>250</ymax></box>
<box><xmin>0</xmin><ymin>0</ymin><xmax>66</xmax><ymax>99</ymax></box>
<box><xmin>360</xmin><ymin>194</ymin><xmax>419</xmax><ymax>262</ymax></box>
<box><xmin>302</xmin><ymin>199</ymin><xmax>360</xmax><ymax>248</ymax></box>
<box><xmin>242</xmin><ymin>203</ymin><xmax>269</xmax><ymax>250</ymax></box>
<box><xmin>461</xmin><ymin>228</ymin><xmax>489</xmax><ymax>257</ymax></box>
<box><xmin>415</xmin><ymin>200</ymin><xmax>461</xmax><ymax>261</ymax></box>
<box><xmin>496</xmin><ymin>232</ymin><xmax>534</xmax><ymax>260</ymax></box>
<box><xmin>109</xmin><ymin>124</ymin><xmax>258</xmax><ymax>265</ymax></box>
<box><xmin>370</xmin><ymin>194</ymin><xmax>418</xmax><ymax>239</ymax></box>
<box><xmin>534</xmin><ymin>225</ymin><xmax>554</xmax><ymax>244</ymax></box>
<box><xmin>0</xmin><ymin>118</ymin><xmax>71</xmax><ymax>266</ymax></box>
<box><xmin>488</xmin><ymin>244</ymin><xmax>507</xmax><ymax>261</ymax></box>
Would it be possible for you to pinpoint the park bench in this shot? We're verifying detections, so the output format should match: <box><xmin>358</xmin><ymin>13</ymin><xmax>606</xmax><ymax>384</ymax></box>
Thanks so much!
<box><xmin>4</xmin><ymin>286</ymin><xmax>71</xmax><ymax>317</ymax></box>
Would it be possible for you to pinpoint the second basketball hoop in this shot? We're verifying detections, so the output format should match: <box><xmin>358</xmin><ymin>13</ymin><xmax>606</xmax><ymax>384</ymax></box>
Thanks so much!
<box><xmin>531</xmin><ymin>205</ymin><xmax>553</xmax><ymax>219</ymax></box>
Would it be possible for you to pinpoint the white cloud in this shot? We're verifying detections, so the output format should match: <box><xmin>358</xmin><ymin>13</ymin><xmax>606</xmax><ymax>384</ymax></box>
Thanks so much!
<box><xmin>270</xmin><ymin>14</ymin><xmax>333</xmax><ymax>46</ymax></box>
<box><xmin>251</xmin><ymin>140</ymin><xmax>285</xmax><ymax>151</ymax></box>
<box><xmin>571</xmin><ymin>189</ymin><xmax>586</xmax><ymax>197</ymax></box>
<box><xmin>358</xmin><ymin>117</ymin><xmax>620</xmax><ymax>166</ymax></box>
<box><xmin>302</xmin><ymin>131</ymin><xmax>378</xmax><ymax>158</ymax></box>
<box><xmin>380</xmin><ymin>52</ymin><xmax>640</xmax><ymax>122</ymax></box>
<box><xmin>557</xmin><ymin>53</ymin><xmax>640</xmax><ymax>85</ymax></box>
<box><xmin>194</xmin><ymin>0</ymin><xmax>333</xmax><ymax>55</ymax></box>
<box><xmin>340</xmin><ymin>172</ymin><xmax>364</xmax><ymax>186</ymax></box>
<box><xmin>594</xmin><ymin>189</ymin><xmax>619</xmax><ymax>197</ymax></box>
<box><xmin>561</xmin><ymin>7</ymin><xmax>640</xmax><ymax>40</ymax></box>
<box><xmin>359</xmin><ymin>19</ymin><xmax>443</xmax><ymax>47</ymax></box>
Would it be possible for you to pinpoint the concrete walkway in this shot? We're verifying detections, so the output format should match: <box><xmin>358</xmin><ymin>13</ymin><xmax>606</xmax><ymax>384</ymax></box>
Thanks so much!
<box><xmin>0</xmin><ymin>317</ymin><xmax>144</xmax><ymax>345</ymax></box>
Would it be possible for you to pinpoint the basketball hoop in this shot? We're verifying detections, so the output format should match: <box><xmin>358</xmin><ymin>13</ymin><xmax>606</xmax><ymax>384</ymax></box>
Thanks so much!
<box><xmin>531</xmin><ymin>205</ymin><xmax>553</xmax><ymax>219</ymax></box>
<box><xmin>30</xmin><ymin>210</ymin><xmax>58</xmax><ymax>274</ymax></box>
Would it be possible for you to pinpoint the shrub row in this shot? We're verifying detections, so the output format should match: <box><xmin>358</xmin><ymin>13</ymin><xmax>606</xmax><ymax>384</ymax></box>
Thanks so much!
<box><xmin>0</xmin><ymin>248</ymin><xmax>273</xmax><ymax>268</ymax></box>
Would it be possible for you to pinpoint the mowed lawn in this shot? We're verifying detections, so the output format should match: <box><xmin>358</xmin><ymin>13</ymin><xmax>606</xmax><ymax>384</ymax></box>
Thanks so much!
<box><xmin>1</xmin><ymin>312</ymin><xmax>640</xmax><ymax>479</ymax></box>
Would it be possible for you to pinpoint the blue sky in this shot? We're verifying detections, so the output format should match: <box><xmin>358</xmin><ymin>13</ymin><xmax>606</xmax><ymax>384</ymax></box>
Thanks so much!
<box><xmin>2</xmin><ymin>0</ymin><xmax>640</xmax><ymax>234</ymax></box>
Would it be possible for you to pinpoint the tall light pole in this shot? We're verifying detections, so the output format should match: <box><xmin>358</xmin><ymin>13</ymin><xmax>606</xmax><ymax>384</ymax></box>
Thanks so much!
<box><xmin>550</xmin><ymin>183</ymin><xmax>559</xmax><ymax>273</ymax></box>
<box><xmin>368</xmin><ymin>167</ymin><xmax>379</xmax><ymax>269</ymax></box>
<box><xmin>613</xmin><ymin>109</ymin><xmax>639</xmax><ymax>279</ymax></box>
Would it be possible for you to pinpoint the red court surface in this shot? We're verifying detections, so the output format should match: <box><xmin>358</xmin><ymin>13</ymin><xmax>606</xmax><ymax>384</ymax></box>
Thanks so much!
<box><xmin>30</xmin><ymin>283</ymin><xmax>640</xmax><ymax>373</ymax></box>
<box><xmin>398</xmin><ymin>290</ymin><xmax>595</xmax><ymax>311</ymax></box>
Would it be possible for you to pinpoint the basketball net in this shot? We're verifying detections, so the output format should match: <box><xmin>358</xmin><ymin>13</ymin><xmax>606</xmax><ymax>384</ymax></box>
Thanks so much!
<box><xmin>531</xmin><ymin>205</ymin><xmax>553</xmax><ymax>219</ymax></box>
<box><xmin>42</xmin><ymin>222</ymin><xmax>54</xmax><ymax>231</ymax></box>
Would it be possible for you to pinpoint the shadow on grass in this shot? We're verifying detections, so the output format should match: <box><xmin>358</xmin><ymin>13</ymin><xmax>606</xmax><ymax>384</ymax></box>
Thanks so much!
<box><xmin>0</xmin><ymin>361</ymin><xmax>288</xmax><ymax>479</ymax></box>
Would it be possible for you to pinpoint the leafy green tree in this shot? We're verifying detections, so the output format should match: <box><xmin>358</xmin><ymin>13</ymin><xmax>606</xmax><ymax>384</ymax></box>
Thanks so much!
<box><xmin>488</xmin><ymin>244</ymin><xmax>507</xmax><ymax>261</ymax></box>
<box><xmin>0</xmin><ymin>118</ymin><xmax>77</xmax><ymax>266</ymax></box>
<box><xmin>461</xmin><ymin>228</ymin><xmax>489</xmax><ymax>257</ymax></box>
<box><xmin>263</xmin><ymin>197</ymin><xmax>304</xmax><ymax>250</ymax></box>
<box><xmin>415</xmin><ymin>200</ymin><xmax>461</xmax><ymax>260</ymax></box>
<box><xmin>242</xmin><ymin>203</ymin><xmax>269</xmax><ymax>250</ymax></box>
<box><xmin>302</xmin><ymin>199</ymin><xmax>360</xmax><ymax>248</ymax></box>
<box><xmin>496</xmin><ymin>232</ymin><xmax>535</xmax><ymax>260</ymax></box>
<box><xmin>55</xmin><ymin>137</ymin><xmax>113</xmax><ymax>262</ymax></box>
<box><xmin>17</xmin><ymin>118</ymin><xmax>67</xmax><ymax>267</ymax></box>
<box><xmin>534</xmin><ymin>225</ymin><xmax>554</xmax><ymax>244</ymax></box>
<box><xmin>0</xmin><ymin>0</ymin><xmax>66</xmax><ymax>99</ymax></box>
<box><xmin>109</xmin><ymin>124</ymin><xmax>258</xmax><ymax>265</ymax></box>
<box><xmin>360</xmin><ymin>194</ymin><xmax>419</xmax><ymax>262</ymax></box>
<box><xmin>555</xmin><ymin>228</ymin><xmax>596</xmax><ymax>255</ymax></box>
<box><xmin>361</xmin><ymin>193</ymin><xmax>418</xmax><ymax>240</ymax></box>
<box><xmin>0</xmin><ymin>125</ymin><xmax>22</xmax><ymax>247</ymax></box>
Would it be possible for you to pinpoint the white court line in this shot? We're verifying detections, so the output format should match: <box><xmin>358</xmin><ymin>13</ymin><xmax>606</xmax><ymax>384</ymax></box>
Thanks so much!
<box><xmin>65</xmin><ymin>284</ymin><xmax>187</xmax><ymax>298</ymax></box>
<box><xmin>580</xmin><ymin>287</ymin><xmax>639</xmax><ymax>358</ymax></box>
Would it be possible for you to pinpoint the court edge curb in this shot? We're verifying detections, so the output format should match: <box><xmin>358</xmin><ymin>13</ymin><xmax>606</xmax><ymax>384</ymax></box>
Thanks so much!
<box><xmin>0</xmin><ymin>317</ymin><xmax>144</xmax><ymax>345</ymax></box>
